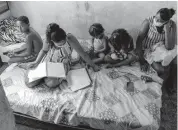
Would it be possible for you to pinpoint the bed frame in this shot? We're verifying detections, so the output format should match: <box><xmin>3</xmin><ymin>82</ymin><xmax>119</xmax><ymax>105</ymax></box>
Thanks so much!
<box><xmin>14</xmin><ymin>112</ymin><xmax>100</xmax><ymax>130</ymax></box>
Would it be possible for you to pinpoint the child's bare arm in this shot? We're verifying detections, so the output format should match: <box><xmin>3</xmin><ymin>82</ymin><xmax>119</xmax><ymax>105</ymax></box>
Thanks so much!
<box><xmin>108</xmin><ymin>42</ymin><xmax>115</xmax><ymax>52</ymax></box>
<box><xmin>14</xmin><ymin>35</ymin><xmax>33</xmax><ymax>57</ymax></box>
<box><xmin>95</xmin><ymin>37</ymin><xmax>108</xmax><ymax>53</ymax></box>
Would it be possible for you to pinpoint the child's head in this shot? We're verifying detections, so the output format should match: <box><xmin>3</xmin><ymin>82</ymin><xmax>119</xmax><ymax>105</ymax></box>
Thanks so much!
<box><xmin>46</xmin><ymin>23</ymin><xmax>66</xmax><ymax>47</ymax></box>
<box><xmin>89</xmin><ymin>23</ymin><xmax>104</xmax><ymax>39</ymax></box>
<box><xmin>154</xmin><ymin>8</ymin><xmax>176</xmax><ymax>27</ymax></box>
<box><xmin>110</xmin><ymin>29</ymin><xmax>132</xmax><ymax>52</ymax></box>
<box><xmin>16</xmin><ymin>16</ymin><xmax>30</xmax><ymax>33</ymax></box>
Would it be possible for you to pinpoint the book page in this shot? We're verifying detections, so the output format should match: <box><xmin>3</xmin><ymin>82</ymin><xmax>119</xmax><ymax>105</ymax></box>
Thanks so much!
<box><xmin>47</xmin><ymin>62</ymin><xmax>66</xmax><ymax>78</ymax></box>
<box><xmin>28</xmin><ymin>62</ymin><xmax>47</xmax><ymax>82</ymax></box>
<box><xmin>67</xmin><ymin>68</ymin><xmax>91</xmax><ymax>92</ymax></box>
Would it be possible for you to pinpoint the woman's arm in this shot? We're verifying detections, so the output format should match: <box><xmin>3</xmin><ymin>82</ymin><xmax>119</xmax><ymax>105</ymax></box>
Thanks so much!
<box><xmin>164</xmin><ymin>20</ymin><xmax>177</xmax><ymax>50</ymax></box>
<box><xmin>33</xmin><ymin>41</ymin><xmax>49</xmax><ymax>64</ymax></box>
<box><xmin>108</xmin><ymin>42</ymin><xmax>115</xmax><ymax>52</ymax></box>
<box><xmin>136</xmin><ymin>19</ymin><xmax>149</xmax><ymax>59</ymax></box>
<box><xmin>136</xmin><ymin>20</ymin><xmax>149</xmax><ymax>64</ymax></box>
<box><xmin>135</xmin><ymin>19</ymin><xmax>150</xmax><ymax>72</ymax></box>
<box><xmin>67</xmin><ymin>34</ymin><xmax>98</xmax><ymax>69</ymax></box>
<box><xmin>33</xmin><ymin>49</ymin><xmax>47</xmax><ymax>64</ymax></box>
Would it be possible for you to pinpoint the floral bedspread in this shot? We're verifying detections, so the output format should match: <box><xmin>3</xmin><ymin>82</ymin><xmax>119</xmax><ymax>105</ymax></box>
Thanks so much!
<box><xmin>1</xmin><ymin>64</ymin><xmax>163</xmax><ymax>130</ymax></box>
<box><xmin>0</xmin><ymin>17</ymin><xmax>26</xmax><ymax>46</ymax></box>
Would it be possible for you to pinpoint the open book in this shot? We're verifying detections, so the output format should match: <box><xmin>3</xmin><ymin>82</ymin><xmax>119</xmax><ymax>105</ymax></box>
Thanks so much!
<box><xmin>67</xmin><ymin>68</ymin><xmax>91</xmax><ymax>92</ymax></box>
<box><xmin>28</xmin><ymin>62</ymin><xmax>66</xmax><ymax>83</ymax></box>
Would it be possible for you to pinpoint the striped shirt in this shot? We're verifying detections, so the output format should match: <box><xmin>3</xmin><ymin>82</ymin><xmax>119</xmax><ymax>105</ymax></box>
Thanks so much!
<box><xmin>45</xmin><ymin>41</ymin><xmax>72</xmax><ymax>63</ymax></box>
<box><xmin>142</xmin><ymin>16</ymin><xmax>165</xmax><ymax>50</ymax></box>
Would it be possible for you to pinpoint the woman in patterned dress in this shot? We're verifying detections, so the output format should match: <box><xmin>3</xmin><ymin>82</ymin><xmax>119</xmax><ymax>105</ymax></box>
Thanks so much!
<box><xmin>26</xmin><ymin>23</ymin><xmax>99</xmax><ymax>88</ymax></box>
<box><xmin>136</xmin><ymin>8</ymin><xmax>177</xmax><ymax>78</ymax></box>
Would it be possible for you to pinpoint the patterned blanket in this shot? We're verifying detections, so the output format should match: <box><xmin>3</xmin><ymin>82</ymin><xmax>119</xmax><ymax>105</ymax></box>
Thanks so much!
<box><xmin>0</xmin><ymin>17</ymin><xmax>25</xmax><ymax>46</ymax></box>
<box><xmin>1</xmin><ymin>63</ymin><xmax>163</xmax><ymax>130</ymax></box>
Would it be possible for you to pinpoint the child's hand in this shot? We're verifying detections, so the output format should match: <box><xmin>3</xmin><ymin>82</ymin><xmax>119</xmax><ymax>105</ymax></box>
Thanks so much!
<box><xmin>27</xmin><ymin>62</ymin><xmax>38</xmax><ymax>69</ymax></box>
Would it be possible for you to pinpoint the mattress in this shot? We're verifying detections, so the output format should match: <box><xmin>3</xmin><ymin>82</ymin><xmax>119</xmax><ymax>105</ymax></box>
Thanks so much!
<box><xmin>1</xmin><ymin>63</ymin><xmax>163</xmax><ymax>130</ymax></box>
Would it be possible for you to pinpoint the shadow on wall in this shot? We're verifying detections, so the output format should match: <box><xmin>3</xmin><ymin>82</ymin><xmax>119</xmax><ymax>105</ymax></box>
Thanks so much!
<box><xmin>8</xmin><ymin>1</ymin><xmax>177</xmax><ymax>43</ymax></box>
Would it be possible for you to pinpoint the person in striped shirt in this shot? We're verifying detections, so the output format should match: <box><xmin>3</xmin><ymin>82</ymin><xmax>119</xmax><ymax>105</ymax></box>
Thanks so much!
<box><xmin>136</xmin><ymin>8</ymin><xmax>177</xmax><ymax>78</ymax></box>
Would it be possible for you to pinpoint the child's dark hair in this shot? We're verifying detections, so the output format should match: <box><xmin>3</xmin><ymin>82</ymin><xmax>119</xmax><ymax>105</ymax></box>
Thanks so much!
<box><xmin>51</xmin><ymin>28</ymin><xmax>66</xmax><ymax>43</ymax></box>
<box><xmin>46</xmin><ymin>23</ymin><xmax>66</xmax><ymax>46</ymax></box>
<box><xmin>157</xmin><ymin>8</ymin><xmax>176</xmax><ymax>21</ymax></box>
<box><xmin>46</xmin><ymin>23</ymin><xmax>60</xmax><ymax>43</ymax></box>
<box><xmin>89</xmin><ymin>23</ymin><xmax>104</xmax><ymax>37</ymax></box>
<box><xmin>17</xmin><ymin>16</ymin><xmax>29</xmax><ymax>24</ymax></box>
<box><xmin>110</xmin><ymin>29</ymin><xmax>133</xmax><ymax>52</ymax></box>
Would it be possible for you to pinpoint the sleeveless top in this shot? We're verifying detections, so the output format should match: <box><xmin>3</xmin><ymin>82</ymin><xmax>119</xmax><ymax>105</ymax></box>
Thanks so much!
<box><xmin>0</xmin><ymin>85</ymin><xmax>16</xmax><ymax>130</ymax></box>
<box><xmin>43</xmin><ymin>41</ymin><xmax>72</xmax><ymax>63</ymax></box>
<box><xmin>93</xmin><ymin>38</ymin><xmax>105</xmax><ymax>52</ymax></box>
<box><xmin>142</xmin><ymin>16</ymin><xmax>165</xmax><ymax>50</ymax></box>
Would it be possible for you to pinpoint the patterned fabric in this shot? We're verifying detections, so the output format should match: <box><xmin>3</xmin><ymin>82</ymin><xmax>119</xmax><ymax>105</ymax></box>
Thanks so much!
<box><xmin>0</xmin><ymin>17</ymin><xmax>25</xmax><ymax>46</ymax></box>
<box><xmin>1</xmin><ymin>63</ymin><xmax>163</xmax><ymax>130</ymax></box>
<box><xmin>142</xmin><ymin>16</ymin><xmax>165</xmax><ymax>50</ymax></box>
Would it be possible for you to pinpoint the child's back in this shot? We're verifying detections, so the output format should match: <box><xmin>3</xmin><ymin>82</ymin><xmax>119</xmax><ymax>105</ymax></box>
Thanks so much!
<box><xmin>28</xmin><ymin>27</ymin><xmax>43</xmax><ymax>54</ymax></box>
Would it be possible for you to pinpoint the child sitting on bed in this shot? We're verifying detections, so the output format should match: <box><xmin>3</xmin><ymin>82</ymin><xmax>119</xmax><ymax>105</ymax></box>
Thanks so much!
<box><xmin>104</xmin><ymin>29</ymin><xmax>139</xmax><ymax>68</ymax></box>
<box><xmin>88</xmin><ymin>23</ymin><xmax>110</xmax><ymax>64</ymax></box>
<box><xmin>7</xmin><ymin>16</ymin><xmax>43</xmax><ymax>64</ymax></box>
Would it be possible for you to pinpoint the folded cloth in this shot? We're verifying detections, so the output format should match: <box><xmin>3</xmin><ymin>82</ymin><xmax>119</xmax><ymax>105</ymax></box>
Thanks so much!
<box><xmin>144</xmin><ymin>42</ymin><xmax>177</xmax><ymax>66</ymax></box>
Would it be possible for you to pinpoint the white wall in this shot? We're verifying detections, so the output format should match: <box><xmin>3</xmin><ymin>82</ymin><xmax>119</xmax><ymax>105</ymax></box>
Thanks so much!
<box><xmin>0</xmin><ymin>10</ymin><xmax>11</xmax><ymax>21</ymax></box>
<box><xmin>9</xmin><ymin>1</ymin><xmax>177</xmax><ymax>42</ymax></box>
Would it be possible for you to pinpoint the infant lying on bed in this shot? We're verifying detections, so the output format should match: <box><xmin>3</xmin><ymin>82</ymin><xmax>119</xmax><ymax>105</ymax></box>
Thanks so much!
<box><xmin>7</xmin><ymin>16</ymin><xmax>43</xmax><ymax>64</ymax></box>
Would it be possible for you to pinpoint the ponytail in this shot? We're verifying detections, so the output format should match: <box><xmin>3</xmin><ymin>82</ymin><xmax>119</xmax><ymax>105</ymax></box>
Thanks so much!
<box><xmin>46</xmin><ymin>23</ymin><xmax>60</xmax><ymax>43</ymax></box>
<box><xmin>169</xmin><ymin>8</ymin><xmax>176</xmax><ymax>18</ymax></box>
